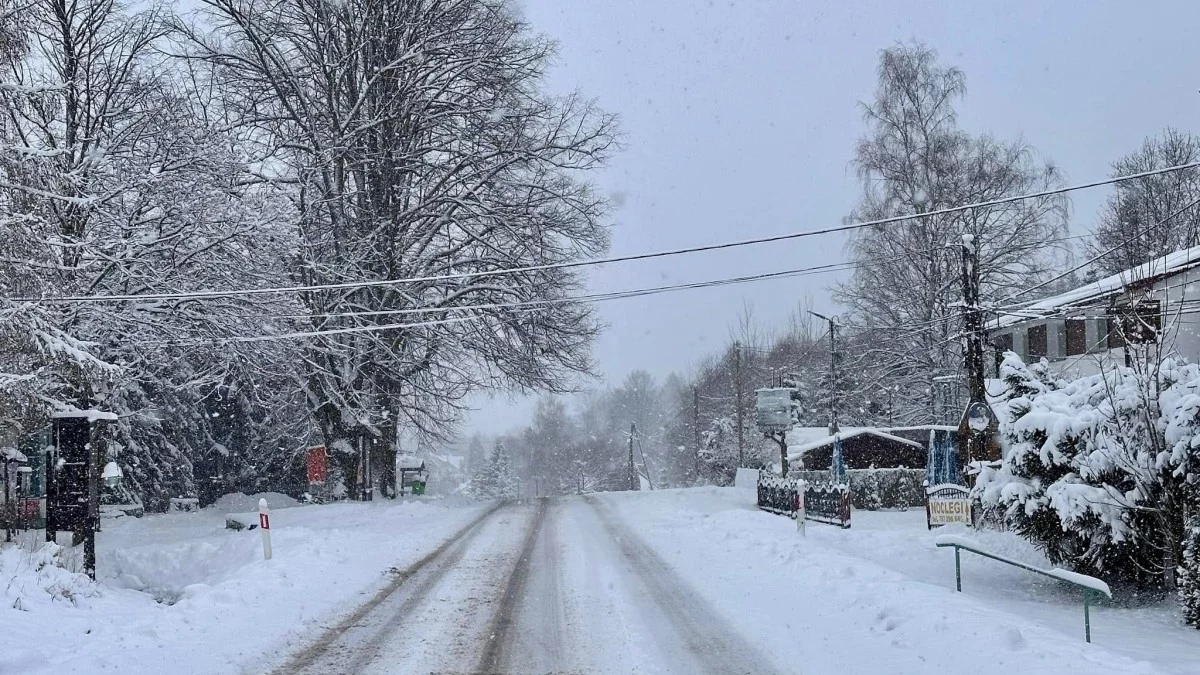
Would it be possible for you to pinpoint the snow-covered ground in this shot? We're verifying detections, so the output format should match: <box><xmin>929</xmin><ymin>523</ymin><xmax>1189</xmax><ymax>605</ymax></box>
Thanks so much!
<box><xmin>601</xmin><ymin>487</ymin><xmax>1194</xmax><ymax>675</ymax></box>
<box><xmin>0</xmin><ymin>495</ymin><xmax>488</xmax><ymax>674</ymax></box>
<box><xmin>1</xmin><ymin>487</ymin><xmax>1196</xmax><ymax>674</ymax></box>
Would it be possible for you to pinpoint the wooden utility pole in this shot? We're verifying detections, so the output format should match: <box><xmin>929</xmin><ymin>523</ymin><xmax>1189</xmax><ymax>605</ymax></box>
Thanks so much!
<box><xmin>628</xmin><ymin>422</ymin><xmax>638</xmax><ymax>491</ymax></box>
<box><xmin>733</xmin><ymin>341</ymin><xmax>745</xmax><ymax>467</ymax></box>
<box><xmin>692</xmin><ymin>386</ymin><xmax>701</xmax><ymax>483</ymax></box>
<box><xmin>809</xmin><ymin>311</ymin><xmax>839</xmax><ymax>435</ymax></box>
<box><xmin>960</xmin><ymin>235</ymin><xmax>986</xmax><ymax>406</ymax></box>
<box><xmin>957</xmin><ymin>234</ymin><xmax>1000</xmax><ymax>476</ymax></box>
<box><xmin>773</xmin><ymin>432</ymin><xmax>789</xmax><ymax>479</ymax></box>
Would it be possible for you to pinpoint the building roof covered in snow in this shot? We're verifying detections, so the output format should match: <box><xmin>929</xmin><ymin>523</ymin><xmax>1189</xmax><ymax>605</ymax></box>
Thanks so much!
<box><xmin>396</xmin><ymin>455</ymin><xmax>426</xmax><ymax>470</ymax></box>
<box><xmin>994</xmin><ymin>242</ymin><xmax>1200</xmax><ymax>329</ymax></box>
<box><xmin>785</xmin><ymin>427</ymin><xmax>923</xmax><ymax>462</ymax></box>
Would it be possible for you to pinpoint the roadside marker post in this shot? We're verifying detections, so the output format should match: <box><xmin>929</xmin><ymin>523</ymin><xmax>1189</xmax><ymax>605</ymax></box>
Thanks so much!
<box><xmin>259</xmin><ymin>498</ymin><xmax>272</xmax><ymax>560</ymax></box>
<box><xmin>795</xmin><ymin>481</ymin><xmax>806</xmax><ymax>537</ymax></box>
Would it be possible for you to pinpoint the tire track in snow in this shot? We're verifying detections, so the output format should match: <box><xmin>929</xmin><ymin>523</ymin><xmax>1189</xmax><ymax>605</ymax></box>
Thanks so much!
<box><xmin>271</xmin><ymin>502</ymin><xmax>503</xmax><ymax>675</ymax></box>
<box><xmin>475</xmin><ymin>496</ymin><xmax>551</xmax><ymax>674</ymax></box>
<box><xmin>586</xmin><ymin>495</ymin><xmax>786</xmax><ymax>675</ymax></box>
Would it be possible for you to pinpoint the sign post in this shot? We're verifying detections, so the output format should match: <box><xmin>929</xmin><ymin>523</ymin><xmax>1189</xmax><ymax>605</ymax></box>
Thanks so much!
<box><xmin>258</xmin><ymin>498</ymin><xmax>272</xmax><ymax>560</ymax></box>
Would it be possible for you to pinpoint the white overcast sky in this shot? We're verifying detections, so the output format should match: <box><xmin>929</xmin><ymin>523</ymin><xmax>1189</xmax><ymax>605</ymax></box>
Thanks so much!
<box><xmin>465</xmin><ymin>0</ymin><xmax>1200</xmax><ymax>434</ymax></box>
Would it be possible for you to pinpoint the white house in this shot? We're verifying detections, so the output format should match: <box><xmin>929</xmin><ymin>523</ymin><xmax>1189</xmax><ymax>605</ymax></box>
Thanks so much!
<box><xmin>989</xmin><ymin>244</ymin><xmax>1200</xmax><ymax>376</ymax></box>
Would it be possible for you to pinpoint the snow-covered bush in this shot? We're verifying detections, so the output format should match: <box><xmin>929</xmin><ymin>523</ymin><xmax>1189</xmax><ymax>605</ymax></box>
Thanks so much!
<box><xmin>858</xmin><ymin>469</ymin><xmax>884</xmax><ymax>511</ymax></box>
<box><xmin>1180</xmin><ymin>515</ymin><xmax>1200</xmax><ymax>627</ymax></box>
<box><xmin>792</xmin><ymin>468</ymin><xmax>925</xmax><ymax>509</ymax></box>
<box><xmin>977</xmin><ymin>352</ymin><xmax>1200</xmax><ymax>593</ymax></box>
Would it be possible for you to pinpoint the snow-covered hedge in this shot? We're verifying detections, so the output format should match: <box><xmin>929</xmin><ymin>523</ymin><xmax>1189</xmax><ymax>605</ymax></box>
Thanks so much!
<box><xmin>976</xmin><ymin>352</ymin><xmax>1200</xmax><ymax>604</ymax></box>
<box><xmin>793</xmin><ymin>468</ymin><xmax>925</xmax><ymax>510</ymax></box>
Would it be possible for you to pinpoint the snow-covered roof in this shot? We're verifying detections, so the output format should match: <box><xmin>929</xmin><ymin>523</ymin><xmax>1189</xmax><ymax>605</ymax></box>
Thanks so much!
<box><xmin>786</xmin><ymin>428</ymin><xmax>923</xmax><ymax>462</ymax></box>
<box><xmin>995</xmin><ymin>243</ymin><xmax>1200</xmax><ymax>329</ymax></box>
<box><xmin>397</xmin><ymin>455</ymin><xmax>425</xmax><ymax>470</ymax></box>
<box><xmin>786</xmin><ymin>426</ymin><xmax>867</xmax><ymax>448</ymax></box>
<box><xmin>886</xmin><ymin>425</ymin><xmax>957</xmax><ymax>433</ymax></box>
<box><xmin>51</xmin><ymin>409</ymin><xmax>119</xmax><ymax>421</ymax></box>
<box><xmin>431</xmin><ymin>453</ymin><xmax>463</xmax><ymax>470</ymax></box>
<box><xmin>1</xmin><ymin>447</ymin><xmax>27</xmax><ymax>462</ymax></box>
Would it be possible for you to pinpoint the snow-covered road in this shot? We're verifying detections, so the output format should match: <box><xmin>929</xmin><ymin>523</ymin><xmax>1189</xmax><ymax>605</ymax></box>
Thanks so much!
<box><xmin>278</xmin><ymin>496</ymin><xmax>783</xmax><ymax>674</ymax></box>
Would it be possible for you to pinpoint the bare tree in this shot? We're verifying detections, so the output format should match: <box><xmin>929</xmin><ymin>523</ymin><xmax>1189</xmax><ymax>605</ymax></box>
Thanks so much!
<box><xmin>834</xmin><ymin>42</ymin><xmax>1068</xmax><ymax>424</ymax></box>
<box><xmin>1086</xmin><ymin>128</ymin><xmax>1200</xmax><ymax>277</ymax></box>
<box><xmin>0</xmin><ymin>0</ymin><xmax>302</xmax><ymax>505</ymax></box>
<box><xmin>181</xmin><ymin>0</ymin><xmax>616</xmax><ymax>492</ymax></box>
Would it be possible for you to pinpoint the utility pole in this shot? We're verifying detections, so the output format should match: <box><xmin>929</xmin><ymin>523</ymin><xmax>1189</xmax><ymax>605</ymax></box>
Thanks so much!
<box><xmin>628</xmin><ymin>422</ymin><xmax>638</xmax><ymax>491</ymax></box>
<box><xmin>960</xmin><ymin>235</ymin><xmax>986</xmax><ymax>407</ymax></box>
<box><xmin>809</xmin><ymin>311</ymin><xmax>839</xmax><ymax>435</ymax></box>
<box><xmin>958</xmin><ymin>234</ymin><xmax>998</xmax><ymax>478</ymax></box>
<box><xmin>732</xmin><ymin>341</ymin><xmax>745</xmax><ymax>467</ymax></box>
<box><xmin>692</xmin><ymin>386</ymin><xmax>701</xmax><ymax>483</ymax></box>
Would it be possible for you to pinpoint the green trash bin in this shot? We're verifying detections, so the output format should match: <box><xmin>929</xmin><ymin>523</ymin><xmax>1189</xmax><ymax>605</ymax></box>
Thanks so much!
<box><xmin>411</xmin><ymin>480</ymin><xmax>426</xmax><ymax>495</ymax></box>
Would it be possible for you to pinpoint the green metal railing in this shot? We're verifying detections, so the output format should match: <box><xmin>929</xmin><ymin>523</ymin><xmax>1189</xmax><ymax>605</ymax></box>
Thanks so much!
<box><xmin>935</xmin><ymin>538</ymin><xmax>1112</xmax><ymax>643</ymax></box>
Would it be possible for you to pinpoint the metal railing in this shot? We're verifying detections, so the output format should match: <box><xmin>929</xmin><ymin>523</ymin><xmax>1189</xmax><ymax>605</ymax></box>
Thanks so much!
<box><xmin>935</xmin><ymin>535</ymin><xmax>1112</xmax><ymax>643</ymax></box>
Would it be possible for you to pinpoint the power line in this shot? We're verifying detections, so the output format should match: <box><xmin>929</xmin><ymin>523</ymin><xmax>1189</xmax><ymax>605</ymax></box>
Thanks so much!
<box><xmin>16</xmin><ymin>161</ymin><xmax>1200</xmax><ymax>305</ymax></box>
<box><xmin>89</xmin><ymin>229</ymin><xmax>1104</xmax><ymax>326</ymax></box>
<box><xmin>995</xmin><ymin>195</ymin><xmax>1200</xmax><ymax>310</ymax></box>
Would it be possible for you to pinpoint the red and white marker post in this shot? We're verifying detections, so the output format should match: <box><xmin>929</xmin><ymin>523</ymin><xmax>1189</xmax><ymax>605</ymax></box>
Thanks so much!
<box><xmin>258</xmin><ymin>498</ymin><xmax>272</xmax><ymax>560</ymax></box>
<box><xmin>795</xmin><ymin>480</ymin><xmax>806</xmax><ymax>537</ymax></box>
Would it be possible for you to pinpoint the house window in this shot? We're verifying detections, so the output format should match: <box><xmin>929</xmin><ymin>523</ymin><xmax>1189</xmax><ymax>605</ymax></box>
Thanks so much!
<box><xmin>1065</xmin><ymin>319</ymin><xmax>1087</xmax><ymax>356</ymax></box>
<box><xmin>1027</xmin><ymin>324</ymin><xmax>1047</xmax><ymax>359</ymax></box>
<box><xmin>993</xmin><ymin>332</ymin><xmax>1014</xmax><ymax>354</ymax></box>
<box><xmin>1108</xmin><ymin>300</ymin><xmax>1161</xmax><ymax>346</ymax></box>
<box><xmin>991</xmin><ymin>332</ymin><xmax>1014</xmax><ymax>377</ymax></box>
<box><xmin>1104</xmin><ymin>316</ymin><xmax>1124</xmax><ymax>351</ymax></box>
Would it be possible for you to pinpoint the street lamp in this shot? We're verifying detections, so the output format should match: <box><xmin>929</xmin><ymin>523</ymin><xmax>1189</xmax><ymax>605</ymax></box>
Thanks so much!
<box><xmin>102</xmin><ymin>461</ymin><xmax>123</xmax><ymax>489</ymax></box>
<box><xmin>966</xmin><ymin>402</ymin><xmax>992</xmax><ymax>434</ymax></box>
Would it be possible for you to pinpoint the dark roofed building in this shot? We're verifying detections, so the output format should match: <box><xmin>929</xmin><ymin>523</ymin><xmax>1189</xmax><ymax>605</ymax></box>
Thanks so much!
<box><xmin>785</xmin><ymin>426</ymin><xmax>954</xmax><ymax>470</ymax></box>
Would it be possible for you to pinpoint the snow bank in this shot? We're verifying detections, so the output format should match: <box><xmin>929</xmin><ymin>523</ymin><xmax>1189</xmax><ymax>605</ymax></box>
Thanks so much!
<box><xmin>209</xmin><ymin>491</ymin><xmax>299</xmax><ymax>513</ymax></box>
<box><xmin>734</xmin><ymin>467</ymin><xmax>759</xmax><ymax>489</ymax></box>
<box><xmin>0</xmin><ymin>499</ymin><xmax>488</xmax><ymax>674</ymax></box>
<box><xmin>1</xmin><ymin>542</ymin><xmax>98</xmax><ymax>609</ymax></box>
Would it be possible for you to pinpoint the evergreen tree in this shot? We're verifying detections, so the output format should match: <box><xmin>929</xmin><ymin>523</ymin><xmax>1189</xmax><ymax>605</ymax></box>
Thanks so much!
<box><xmin>491</xmin><ymin>443</ymin><xmax>519</xmax><ymax>501</ymax></box>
